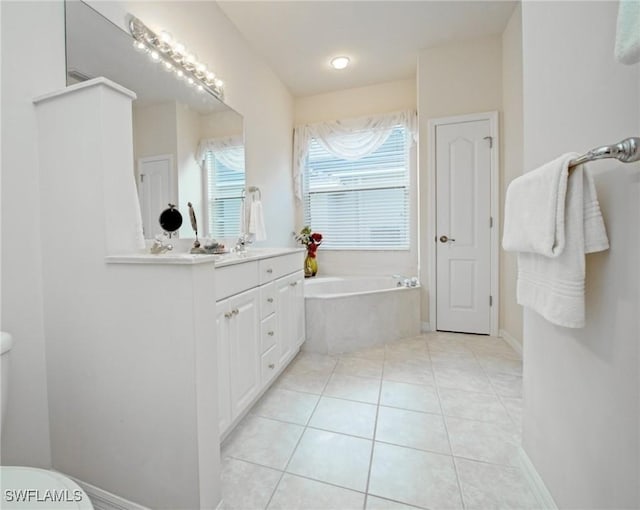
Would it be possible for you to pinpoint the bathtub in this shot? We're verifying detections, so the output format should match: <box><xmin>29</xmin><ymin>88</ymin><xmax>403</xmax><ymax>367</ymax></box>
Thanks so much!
<box><xmin>303</xmin><ymin>276</ymin><xmax>421</xmax><ymax>355</ymax></box>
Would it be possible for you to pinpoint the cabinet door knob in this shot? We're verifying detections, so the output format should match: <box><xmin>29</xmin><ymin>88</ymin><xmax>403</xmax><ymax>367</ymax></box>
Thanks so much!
<box><xmin>224</xmin><ymin>312</ymin><xmax>232</xmax><ymax>319</ymax></box>
<box><xmin>268</xmin><ymin>363</ymin><xmax>275</xmax><ymax>369</ymax></box>
<box><xmin>232</xmin><ymin>308</ymin><xmax>239</xmax><ymax>315</ymax></box>
<box><xmin>290</xmin><ymin>281</ymin><xmax>297</xmax><ymax>287</ymax></box>
<box><xmin>268</xmin><ymin>331</ymin><xmax>274</xmax><ymax>336</ymax></box>
<box><xmin>266</xmin><ymin>268</ymin><xmax>273</xmax><ymax>274</ymax></box>
<box><xmin>267</xmin><ymin>298</ymin><xmax>274</xmax><ymax>303</ymax></box>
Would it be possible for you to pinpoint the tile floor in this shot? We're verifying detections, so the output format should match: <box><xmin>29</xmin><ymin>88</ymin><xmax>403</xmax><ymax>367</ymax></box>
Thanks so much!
<box><xmin>221</xmin><ymin>332</ymin><xmax>541</xmax><ymax>510</ymax></box>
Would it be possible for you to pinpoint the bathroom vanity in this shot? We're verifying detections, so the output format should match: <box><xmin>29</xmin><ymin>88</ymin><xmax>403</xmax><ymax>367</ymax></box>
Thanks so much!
<box><xmin>215</xmin><ymin>248</ymin><xmax>305</xmax><ymax>438</ymax></box>
<box><xmin>32</xmin><ymin>77</ymin><xmax>305</xmax><ymax>509</ymax></box>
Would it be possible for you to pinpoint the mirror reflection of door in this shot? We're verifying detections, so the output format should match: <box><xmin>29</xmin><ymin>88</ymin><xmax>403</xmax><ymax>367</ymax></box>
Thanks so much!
<box><xmin>137</xmin><ymin>155</ymin><xmax>172</xmax><ymax>239</ymax></box>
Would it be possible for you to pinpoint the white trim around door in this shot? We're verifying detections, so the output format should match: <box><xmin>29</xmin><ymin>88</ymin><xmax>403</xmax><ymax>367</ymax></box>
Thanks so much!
<box><xmin>427</xmin><ymin>111</ymin><xmax>500</xmax><ymax>336</ymax></box>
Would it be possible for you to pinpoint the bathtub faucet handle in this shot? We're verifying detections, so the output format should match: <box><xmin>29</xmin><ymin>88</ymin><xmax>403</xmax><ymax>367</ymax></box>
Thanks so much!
<box><xmin>392</xmin><ymin>274</ymin><xmax>410</xmax><ymax>287</ymax></box>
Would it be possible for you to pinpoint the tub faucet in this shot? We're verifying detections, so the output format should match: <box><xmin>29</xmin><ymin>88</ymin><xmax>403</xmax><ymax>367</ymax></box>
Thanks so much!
<box><xmin>392</xmin><ymin>274</ymin><xmax>410</xmax><ymax>287</ymax></box>
<box><xmin>392</xmin><ymin>275</ymin><xmax>419</xmax><ymax>287</ymax></box>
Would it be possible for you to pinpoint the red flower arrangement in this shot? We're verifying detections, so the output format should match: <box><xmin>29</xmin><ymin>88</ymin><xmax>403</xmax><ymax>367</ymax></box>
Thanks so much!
<box><xmin>295</xmin><ymin>226</ymin><xmax>323</xmax><ymax>258</ymax></box>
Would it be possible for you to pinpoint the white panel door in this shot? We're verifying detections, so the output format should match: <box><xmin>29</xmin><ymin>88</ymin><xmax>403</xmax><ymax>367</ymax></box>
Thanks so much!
<box><xmin>436</xmin><ymin>120</ymin><xmax>492</xmax><ymax>334</ymax></box>
<box><xmin>137</xmin><ymin>155</ymin><xmax>172</xmax><ymax>238</ymax></box>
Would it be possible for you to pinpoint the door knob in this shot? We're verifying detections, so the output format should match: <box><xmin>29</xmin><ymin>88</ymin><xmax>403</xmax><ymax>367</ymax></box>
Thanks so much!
<box><xmin>439</xmin><ymin>235</ymin><xmax>455</xmax><ymax>243</ymax></box>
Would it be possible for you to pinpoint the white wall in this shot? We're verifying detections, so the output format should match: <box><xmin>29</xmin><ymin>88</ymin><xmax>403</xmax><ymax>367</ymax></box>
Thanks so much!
<box><xmin>176</xmin><ymin>103</ymin><xmax>203</xmax><ymax>239</ymax></box>
<box><xmin>417</xmin><ymin>36</ymin><xmax>502</xmax><ymax>325</ymax></box>
<box><xmin>521</xmin><ymin>2</ymin><xmax>639</xmax><ymax>508</ymax></box>
<box><xmin>500</xmin><ymin>5</ymin><xmax>523</xmax><ymax>345</ymax></box>
<box><xmin>293</xmin><ymin>79</ymin><xmax>418</xmax><ymax>278</ymax></box>
<box><xmin>0</xmin><ymin>0</ymin><xmax>65</xmax><ymax>468</ymax></box>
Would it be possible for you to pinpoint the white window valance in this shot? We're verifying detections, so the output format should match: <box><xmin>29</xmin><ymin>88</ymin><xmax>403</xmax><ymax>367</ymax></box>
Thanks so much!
<box><xmin>293</xmin><ymin>110</ymin><xmax>417</xmax><ymax>201</ymax></box>
<box><xmin>195</xmin><ymin>135</ymin><xmax>244</xmax><ymax>172</ymax></box>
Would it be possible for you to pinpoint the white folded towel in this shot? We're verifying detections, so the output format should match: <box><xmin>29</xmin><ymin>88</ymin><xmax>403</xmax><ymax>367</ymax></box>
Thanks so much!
<box><xmin>615</xmin><ymin>0</ymin><xmax>640</xmax><ymax>65</ymax></box>
<box><xmin>248</xmin><ymin>200</ymin><xmax>267</xmax><ymax>241</ymax></box>
<box><xmin>503</xmin><ymin>153</ymin><xmax>573</xmax><ymax>257</ymax></box>
<box><xmin>503</xmin><ymin>155</ymin><xmax>609</xmax><ymax>328</ymax></box>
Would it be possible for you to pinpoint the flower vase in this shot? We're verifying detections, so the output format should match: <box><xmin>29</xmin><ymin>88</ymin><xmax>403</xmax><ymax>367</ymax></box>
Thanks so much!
<box><xmin>304</xmin><ymin>254</ymin><xmax>318</xmax><ymax>278</ymax></box>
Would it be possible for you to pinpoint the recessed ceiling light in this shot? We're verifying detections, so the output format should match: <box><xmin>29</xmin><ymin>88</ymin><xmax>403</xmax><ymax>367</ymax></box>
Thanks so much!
<box><xmin>330</xmin><ymin>56</ymin><xmax>350</xmax><ymax>70</ymax></box>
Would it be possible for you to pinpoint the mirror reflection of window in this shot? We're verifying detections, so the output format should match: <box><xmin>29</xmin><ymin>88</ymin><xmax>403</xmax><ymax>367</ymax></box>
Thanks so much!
<box><xmin>204</xmin><ymin>142</ymin><xmax>246</xmax><ymax>239</ymax></box>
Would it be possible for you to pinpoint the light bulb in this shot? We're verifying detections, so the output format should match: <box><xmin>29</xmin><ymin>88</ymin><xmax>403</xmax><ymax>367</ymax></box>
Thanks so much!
<box><xmin>197</xmin><ymin>84</ymin><xmax>204</xmax><ymax>92</ymax></box>
<box><xmin>173</xmin><ymin>43</ymin><xmax>185</xmax><ymax>55</ymax></box>
<box><xmin>150</xmin><ymin>50</ymin><xmax>160</xmax><ymax>61</ymax></box>
<box><xmin>175</xmin><ymin>69</ymin><xmax>184</xmax><ymax>79</ymax></box>
<box><xmin>187</xmin><ymin>77</ymin><xmax>195</xmax><ymax>86</ymax></box>
<box><xmin>163</xmin><ymin>61</ymin><xmax>174</xmax><ymax>71</ymax></box>
<box><xmin>214</xmin><ymin>78</ymin><xmax>224</xmax><ymax>88</ymax></box>
<box><xmin>159</xmin><ymin>31</ymin><xmax>172</xmax><ymax>45</ymax></box>
<box><xmin>330</xmin><ymin>56</ymin><xmax>350</xmax><ymax>70</ymax></box>
<box><xmin>196</xmin><ymin>63</ymin><xmax>206</xmax><ymax>74</ymax></box>
<box><xmin>133</xmin><ymin>40</ymin><xmax>147</xmax><ymax>52</ymax></box>
<box><xmin>184</xmin><ymin>53</ymin><xmax>197</xmax><ymax>69</ymax></box>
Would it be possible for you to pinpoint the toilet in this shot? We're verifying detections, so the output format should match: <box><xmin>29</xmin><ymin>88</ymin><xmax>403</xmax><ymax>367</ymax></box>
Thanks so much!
<box><xmin>1</xmin><ymin>332</ymin><xmax>94</xmax><ymax>509</ymax></box>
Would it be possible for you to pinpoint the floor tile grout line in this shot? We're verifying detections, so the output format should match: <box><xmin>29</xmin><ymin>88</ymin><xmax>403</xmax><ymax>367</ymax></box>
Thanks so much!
<box><xmin>431</xmin><ymin>343</ymin><xmax>468</xmax><ymax>510</ymax></box>
<box><xmin>262</xmin><ymin>355</ymin><xmax>339</xmax><ymax>510</ymax></box>
<box><xmin>362</xmin><ymin>347</ymin><xmax>386</xmax><ymax>510</ymax></box>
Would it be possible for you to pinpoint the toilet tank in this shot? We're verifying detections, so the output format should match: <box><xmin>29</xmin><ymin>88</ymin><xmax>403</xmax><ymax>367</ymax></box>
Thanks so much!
<box><xmin>1</xmin><ymin>332</ymin><xmax>14</xmax><ymax>434</ymax></box>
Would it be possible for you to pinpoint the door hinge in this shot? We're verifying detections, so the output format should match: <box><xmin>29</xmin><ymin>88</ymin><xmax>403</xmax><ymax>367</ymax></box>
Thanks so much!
<box><xmin>490</xmin><ymin>216</ymin><xmax>493</xmax><ymax>228</ymax></box>
<box><xmin>489</xmin><ymin>295</ymin><xmax>493</xmax><ymax>307</ymax></box>
<box><xmin>140</xmin><ymin>173</ymin><xmax>145</xmax><ymax>183</ymax></box>
<box><xmin>483</xmin><ymin>136</ymin><xmax>493</xmax><ymax>148</ymax></box>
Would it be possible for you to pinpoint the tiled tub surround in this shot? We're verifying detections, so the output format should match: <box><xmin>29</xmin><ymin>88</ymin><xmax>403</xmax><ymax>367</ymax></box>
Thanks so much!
<box><xmin>304</xmin><ymin>277</ymin><xmax>421</xmax><ymax>355</ymax></box>
<box><xmin>221</xmin><ymin>331</ymin><xmax>540</xmax><ymax>510</ymax></box>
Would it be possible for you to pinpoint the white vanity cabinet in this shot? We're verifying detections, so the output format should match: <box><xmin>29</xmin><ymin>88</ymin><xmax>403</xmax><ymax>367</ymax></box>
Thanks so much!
<box><xmin>216</xmin><ymin>249</ymin><xmax>305</xmax><ymax>439</ymax></box>
<box><xmin>275</xmin><ymin>272</ymin><xmax>305</xmax><ymax>366</ymax></box>
<box><xmin>216</xmin><ymin>287</ymin><xmax>260</xmax><ymax>434</ymax></box>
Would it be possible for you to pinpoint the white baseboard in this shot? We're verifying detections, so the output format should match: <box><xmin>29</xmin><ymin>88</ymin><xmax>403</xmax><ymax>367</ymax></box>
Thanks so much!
<box><xmin>67</xmin><ymin>475</ymin><xmax>149</xmax><ymax>510</ymax></box>
<box><xmin>499</xmin><ymin>328</ymin><xmax>523</xmax><ymax>357</ymax></box>
<box><xmin>421</xmin><ymin>321</ymin><xmax>432</xmax><ymax>332</ymax></box>
<box><xmin>518</xmin><ymin>448</ymin><xmax>558</xmax><ymax>509</ymax></box>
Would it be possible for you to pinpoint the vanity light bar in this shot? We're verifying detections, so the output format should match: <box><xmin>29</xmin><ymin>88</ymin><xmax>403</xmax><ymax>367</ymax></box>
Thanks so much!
<box><xmin>128</xmin><ymin>15</ymin><xmax>224</xmax><ymax>101</ymax></box>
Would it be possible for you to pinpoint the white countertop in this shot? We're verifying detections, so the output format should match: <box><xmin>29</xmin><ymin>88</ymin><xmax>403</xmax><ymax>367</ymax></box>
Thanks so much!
<box><xmin>105</xmin><ymin>247</ymin><xmax>304</xmax><ymax>266</ymax></box>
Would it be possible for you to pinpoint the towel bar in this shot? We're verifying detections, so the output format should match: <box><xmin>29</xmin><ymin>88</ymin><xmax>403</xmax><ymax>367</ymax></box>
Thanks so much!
<box><xmin>569</xmin><ymin>137</ymin><xmax>640</xmax><ymax>170</ymax></box>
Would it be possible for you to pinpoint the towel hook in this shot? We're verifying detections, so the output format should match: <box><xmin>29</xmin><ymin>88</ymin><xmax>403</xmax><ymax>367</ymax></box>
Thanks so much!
<box><xmin>246</xmin><ymin>185</ymin><xmax>262</xmax><ymax>201</ymax></box>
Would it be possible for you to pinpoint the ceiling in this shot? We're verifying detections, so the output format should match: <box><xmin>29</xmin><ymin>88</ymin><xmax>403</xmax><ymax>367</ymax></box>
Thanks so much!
<box><xmin>218</xmin><ymin>1</ymin><xmax>517</xmax><ymax>97</ymax></box>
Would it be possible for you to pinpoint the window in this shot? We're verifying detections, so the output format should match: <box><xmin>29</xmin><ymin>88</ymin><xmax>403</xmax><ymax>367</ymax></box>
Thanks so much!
<box><xmin>303</xmin><ymin>125</ymin><xmax>410</xmax><ymax>250</ymax></box>
<box><xmin>204</xmin><ymin>147</ymin><xmax>245</xmax><ymax>239</ymax></box>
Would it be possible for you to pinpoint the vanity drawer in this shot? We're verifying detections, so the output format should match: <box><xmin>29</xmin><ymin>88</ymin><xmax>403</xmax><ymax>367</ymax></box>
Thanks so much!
<box><xmin>261</xmin><ymin>314</ymin><xmax>277</xmax><ymax>353</ymax></box>
<box><xmin>216</xmin><ymin>261</ymin><xmax>260</xmax><ymax>301</ymax></box>
<box><xmin>261</xmin><ymin>345</ymin><xmax>279</xmax><ymax>385</ymax></box>
<box><xmin>258</xmin><ymin>252</ymin><xmax>304</xmax><ymax>284</ymax></box>
<box><xmin>260</xmin><ymin>282</ymin><xmax>275</xmax><ymax>319</ymax></box>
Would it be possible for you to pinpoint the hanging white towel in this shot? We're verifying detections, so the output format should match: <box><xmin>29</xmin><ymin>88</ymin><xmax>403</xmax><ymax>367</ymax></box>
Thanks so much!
<box><xmin>503</xmin><ymin>153</ymin><xmax>573</xmax><ymax>257</ymax></box>
<box><xmin>248</xmin><ymin>200</ymin><xmax>267</xmax><ymax>241</ymax></box>
<box><xmin>503</xmin><ymin>156</ymin><xmax>609</xmax><ymax>328</ymax></box>
<box><xmin>615</xmin><ymin>0</ymin><xmax>640</xmax><ymax>65</ymax></box>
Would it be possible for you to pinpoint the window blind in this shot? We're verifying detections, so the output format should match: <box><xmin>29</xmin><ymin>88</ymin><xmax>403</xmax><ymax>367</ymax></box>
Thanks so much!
<box><xmin>205</xmin><ymin>150</ymin><xmax>245</xmax><ymax>239</ymax></box>
<box><xmin>303</xmin><ymin>125</ymin><xmax>409</xmax><ymax>250</ymax></box>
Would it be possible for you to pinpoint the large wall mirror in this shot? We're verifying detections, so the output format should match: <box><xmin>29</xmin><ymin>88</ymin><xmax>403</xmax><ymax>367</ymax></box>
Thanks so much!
<box><xmin>65</xmin><ymin>1</ymin><xmax>245</xmax><ymax>242</ymax></box>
